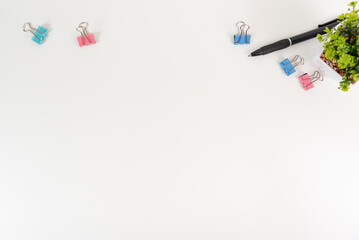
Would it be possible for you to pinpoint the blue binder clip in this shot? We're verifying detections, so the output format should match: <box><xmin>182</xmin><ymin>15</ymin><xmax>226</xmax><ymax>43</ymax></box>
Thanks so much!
<box><xmin>234</xmin><ymin>21</ymin><xmax>251</xmax><ymax>45</ymax></box>
<box><xmin>280</xmin><ymin>55</ymin><xmax>304</xmax><ymax>76</ymax></box>
<box><xmin>23</xmin><ymin>22</ymin><xmax>48</xmax><ymax>45</ymax></box>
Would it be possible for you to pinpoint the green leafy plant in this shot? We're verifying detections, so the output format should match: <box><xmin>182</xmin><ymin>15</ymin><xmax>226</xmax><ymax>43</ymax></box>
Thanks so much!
<box><xmin>317</xmin><ymin>1</ymin><xmax>359</xmax><ymax>91</ymax></box>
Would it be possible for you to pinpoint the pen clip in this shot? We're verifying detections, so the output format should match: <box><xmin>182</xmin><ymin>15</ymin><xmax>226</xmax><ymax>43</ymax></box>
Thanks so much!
<box><xmin>318</xmin><ymin>19</ymin><xmax>340</xmax><ymax>28</ymax></box>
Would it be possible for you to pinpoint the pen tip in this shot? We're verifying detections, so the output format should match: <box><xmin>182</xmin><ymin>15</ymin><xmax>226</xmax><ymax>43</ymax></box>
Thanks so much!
<box><xmin>248</xmin><ymin>54</ymin><xmax>252</xmax><ymax>57</ymax></box>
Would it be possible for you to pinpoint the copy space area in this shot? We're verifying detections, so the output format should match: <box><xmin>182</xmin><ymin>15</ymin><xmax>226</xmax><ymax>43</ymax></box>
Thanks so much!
<box><xmin>0</xmin><ymin>0</ymin><xmax>358</xmax><ymax>239</ymax></box>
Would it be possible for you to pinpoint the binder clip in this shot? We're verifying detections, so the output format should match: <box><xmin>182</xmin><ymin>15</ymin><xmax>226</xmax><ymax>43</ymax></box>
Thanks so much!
<box><xmin>76</xmin><ymin>22</ymin><xmax>96</xmax><ymax>47</ymax></box>
<box><xmin>23</xmin><ymin>22</ymin><xmax>48</xmax><ymax>45</ymax></box>
<box><xmin>299</xmin><ymin>71</ymin><xmax>324</xmax><ymax>91</ymax></box>
<box><xmin>280</xmin><ymin>55</ymin><xmax>304</xmax><ymax>76</ymax></box>
<box><xmin>234</xmin><ymin>21</ymin><xmax>251</xmax><ymax>45</ymax></box>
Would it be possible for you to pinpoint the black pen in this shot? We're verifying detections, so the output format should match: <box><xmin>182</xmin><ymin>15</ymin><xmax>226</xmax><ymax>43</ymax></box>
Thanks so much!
<box><xmin>248</xmin><ymin>19</ymin><xmax>341</xmax><ymax>57</ymax></box>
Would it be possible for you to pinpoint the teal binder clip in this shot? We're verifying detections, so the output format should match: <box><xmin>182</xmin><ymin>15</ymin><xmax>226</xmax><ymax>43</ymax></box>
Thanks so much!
<box><xmin>23</xmin><ymin>22</ymin><xmax>48</xmax><ymax>45</ymax></box>
<box><xmin>280</xmin><ymin>55</ymin><xmax>304</xmax><ymax>76</ymax></box>
<box><xmin>234</xmin><ymin>21</ymin><xmax>251</xmax><ymax>45</ymax></box>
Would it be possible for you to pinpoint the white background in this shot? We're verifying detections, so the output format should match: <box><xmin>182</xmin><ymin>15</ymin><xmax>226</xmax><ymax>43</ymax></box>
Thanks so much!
<box><xmin>1</xmin><ymin>0</ymin><xmax>359</xmax><ymax>239</ymax></box>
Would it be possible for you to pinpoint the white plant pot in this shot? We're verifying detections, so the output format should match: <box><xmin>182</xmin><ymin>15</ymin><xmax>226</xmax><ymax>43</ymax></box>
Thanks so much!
<box><xmin>311</xmin><ymin>47</ymin><xmax>344</xmax><ymax>82</ymax></box>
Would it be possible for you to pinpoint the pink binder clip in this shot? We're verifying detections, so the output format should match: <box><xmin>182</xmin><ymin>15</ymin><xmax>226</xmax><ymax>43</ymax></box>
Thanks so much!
<box><xmin>299</xmin><ymin>71</ymin><xmax>324</xmax><ymax>91</ymax></box>
<box><xmin>76</xmin><ymin>22</ymin><xmax>96</xmax><ymax>47</ymax></box>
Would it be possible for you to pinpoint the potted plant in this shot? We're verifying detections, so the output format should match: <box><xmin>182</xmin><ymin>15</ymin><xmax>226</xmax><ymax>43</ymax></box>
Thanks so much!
<box><xmin>317</xmin><ymin>1</ymin><xmax>359</xmax><ymax>92</ymax></box>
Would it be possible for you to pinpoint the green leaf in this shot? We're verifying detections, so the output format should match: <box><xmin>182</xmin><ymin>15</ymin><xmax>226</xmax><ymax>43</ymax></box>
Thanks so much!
<box><xmin>318</xmin><ymin>1</ymin><xmax>359</xmax><ymax>91</ymax></box>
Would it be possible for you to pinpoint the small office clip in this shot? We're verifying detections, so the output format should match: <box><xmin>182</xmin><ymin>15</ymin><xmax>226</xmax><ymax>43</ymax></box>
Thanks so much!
<box><xmin>234</xmin><ymin>21</ymin><xmax>251</xmax><ymax>45</ymax></box>
<box><xmin>76</xmin><ymin>22</ymin><xmax>96</xmax><ymax>47</ymax></box>
<box><xmin>299</xmin><ymin>71</ymin><xmax>324</xmax><ymax>91</ymax></box>
<box><xmin>280</xmin><ymin>55</ymin><xmax>304</xmax><ymax>76</ymax></box>
<box><xmin>23</xmin><ymin>22</ymin><xmax>48</xmax><ymax>45</ymax></box>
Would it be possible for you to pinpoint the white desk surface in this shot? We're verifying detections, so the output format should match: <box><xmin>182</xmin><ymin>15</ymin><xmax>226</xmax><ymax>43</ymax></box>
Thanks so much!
<box><xmin>1</xmin><ymin>0</ymin><xmax>359</xmax><ymax>239</ymax></box>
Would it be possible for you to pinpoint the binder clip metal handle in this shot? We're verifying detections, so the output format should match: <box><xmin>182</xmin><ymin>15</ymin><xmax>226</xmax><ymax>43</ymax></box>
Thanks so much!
<box><xmin>240</xmin><ymin>23</ymin><xmax>250</xmax><ymax>42</ymax></box>
<box><xmin>236</xmin><ymin>21</ymin><xmax>245</xmax><ymax>35</ymax></box>
<box><xmin>280</xmin><ymin>55</ymin><xmax>304</xmax><ymax>76</ymax></box>
<box><xmin>299</xmin><ymin>71</ymin><xmax>324</xmax><ymax>91</ymax></box>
